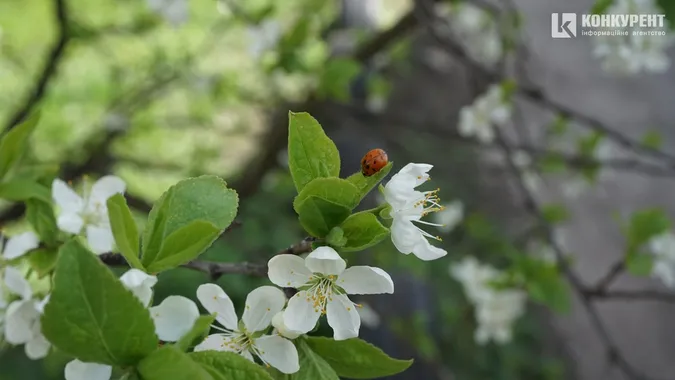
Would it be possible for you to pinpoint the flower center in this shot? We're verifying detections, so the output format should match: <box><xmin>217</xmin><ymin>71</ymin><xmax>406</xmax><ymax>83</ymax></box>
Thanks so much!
<box><xmin>305</xmin><ymin>274</ymin><xmax>338</xmax><ymax>315</ymax></box>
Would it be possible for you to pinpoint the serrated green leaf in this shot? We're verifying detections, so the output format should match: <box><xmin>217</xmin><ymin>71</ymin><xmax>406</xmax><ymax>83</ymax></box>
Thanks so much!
<box><xmin>625</xmin><ymin>253</ymin><xmax>653</xmax><ymax>276</ymax></box>
<box><xmin>541</xmin><ymin>204</ymin><xmax>570</xmax><ymax>224</ymax></box>
<box><xmin>107</xmin><ymin>194</ymin><xmax>143</xmax><ymax>270</ymax></box>
<box><xmin>175</xmin><ymin>315</ymin><xmax>215</xmax><ymax>352</ymax></box>
<box><xmin>145</xmin><ymin>220</ymin><xmax>220</xmax><ymax>273</ymax></box>
<box><xmin>340</xmin><ymin>213</ymin><xmax>389</xmax><ymax>252</ymax></box>
<box><xmin>190</xmin><ymin>351</ymin><xmax>274</xmax><ymax>380</ymax></box>
<box><xmin>591</xmin><ymin>0</ymin><xmax>614</xmax><ymax>14</ymax></box>
<box><xmin>0</xmin><ymin>112</ymin><xmax>40</xmax><ymax>180</ymax></box>
<box><xmin>41</xmin><ymin>240</ymin><xmax>158</xmax><ymax>366</ymax></box>
<box><xmin>25</xmin><ymin>199</ymin><xmax>58</xmax><ymax>245</ymax></box>
<box><xmin>297</xmin><ymin>197</ymin><xmax>352</xmax><ymax>238</ymax></box>
<box><xmin>287</xmin><ymin>112</ymin><xmax>341</xmax><ymax>192</ymax></box>
<box><xmin>138</xmin><ymin>346</ymin><xmax>212</xmax><ymax>380</ymax></box>
<box><xmin>305</xmin><ymin>337</ymin><xmax>412</xmax><ymax>379</ymax></box>
<box><xmin>345</xmin><ymin>162</ymin><xmax>393</xmax><ymax>202</ymax></box>
<box><xmin>142</xmin><ymin>175</ymin><xmax>238</xmax><ymax>264</ymax></box>
<box><xmin>27</xmin><ymin>248</ymin><xmax>58</xmax><ymax>278</ymax></box>
<box><xmin>641</xmin><ymin>130</ymin><xmax>663</xmax><ymax>149</ymax></box>
<box><xmin>280</xmin><ymin>339</ymin><xmax>339</xmax><ymax>380</ymax></box>
<box><xmin>0</xmin><ymin>178</ymin><xmax>51</xmax><ymax>203</ymax></box>
<box><xmin>293</xmin><ymin>178</ymin><xmax>360</xmax><ymax>213</ymax></box>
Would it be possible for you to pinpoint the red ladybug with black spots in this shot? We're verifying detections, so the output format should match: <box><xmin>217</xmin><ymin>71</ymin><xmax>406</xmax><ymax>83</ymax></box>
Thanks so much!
<box><xmin>361</xmin><ymin>148</ymin><xmax>388</xmax><ymax>176</ymax></box>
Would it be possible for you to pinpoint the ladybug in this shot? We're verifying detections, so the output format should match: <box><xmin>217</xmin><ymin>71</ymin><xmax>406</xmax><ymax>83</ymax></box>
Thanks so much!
<box><xmin>361</xmin><ymin>148</ymin><xmax>388</xmax><ymax>176</ymax></box>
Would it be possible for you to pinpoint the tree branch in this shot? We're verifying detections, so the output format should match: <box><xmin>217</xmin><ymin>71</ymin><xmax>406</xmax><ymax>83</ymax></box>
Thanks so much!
<box><xmin>3</xmin><ymin>0</ymin><xmax>70</xmax><ymax>132</ymax></box>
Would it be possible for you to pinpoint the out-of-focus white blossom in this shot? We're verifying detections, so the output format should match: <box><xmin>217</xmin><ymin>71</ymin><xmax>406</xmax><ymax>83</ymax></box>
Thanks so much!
<box><xmin>450</xmin><ymin>257</ymin><xmax>527</xmax><ymax>345</ymax></box>
<box><xmin>592</xmin><ymin>0</ymin><xmax>673</xmax><ymax>75</ymax></box>
<box><xmin>447</xmin><ymin>3</ymin><xmax>503</xmax><ymax>66</ymax></box>
<box><xmin>648</xmin><ymin>232</ymin><xmax>675</xmax><ymax>288</ymax></box>
<box><xmin>147</xmin><ymin>0</ymin><xmax>188</xmax><ymax>26</ymax></box>
<box><xmin>458</xmin><ymin>85</ymin><xmax>512</xmax><ymax>144</ymax></box>
<box><xmin>432</xmin><ymin>201</ymin><xmax>464</xmax><ymax>234</ymax></box>
<box><xmin>511</xmin><ymin>150</ymin><xmax>543</xmax><ymax>194</ymax></box>
<box><xmin>247</xmin><ymin>20</ymin><xmax>281</xmax><ymax>59</ymax></box>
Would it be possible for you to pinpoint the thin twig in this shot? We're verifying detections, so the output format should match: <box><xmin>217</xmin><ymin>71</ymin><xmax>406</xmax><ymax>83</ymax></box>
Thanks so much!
<box><xmin>587</xmin><ymin>289</ymin><xmax>675</xmax><ymax>304</ymax></box>
<box><xmin>593</xmin><ymin>260</ymin><xmax>625</xmax><ymax>292</ymax></box>
<box><xmin>2</xmin><ymin>0</ymin><xmax>70</xmax><ymax>132</ymax></box>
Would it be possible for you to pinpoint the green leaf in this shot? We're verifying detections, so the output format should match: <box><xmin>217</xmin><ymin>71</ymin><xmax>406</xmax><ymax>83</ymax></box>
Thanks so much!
<box><xmin>657</xmin><ymin>0</ymin><xmax>675</xmax><ymax>29</ymax></box>
<box><xmin>0</xmin><ymin>112</ymin><xmax>40</xmax><ymax>180</ymax></box>
<box><xmin>345</xmin><ymin>162</ymin><xmax>393</xmax><ymax>202</ymax></box>
<box><xmin>541</xmin><ymin>204</ymin><xmax>570</xmax><ymax>224</ymax></box>
<box><xmin>287</xmin><ymin>112</ymin><xmax>341</xmax><ymax>192</ymax></box>
<box><xmin>548</xmin><ymin>115</ymin><xmax>569</xmax><ymax>136</ymax></box>
<box><xmin>305</xmin><ymin>337</ymin><xmax>413</xmax><ymax>379</ymax></box>
<box><xmin>577</xmin><ymin>131</ymin><xmax>604</xmax><ymax>157</ymax></box>
<box><xmin>190</xmin><ymin>351</ymin><xmax>274</xmax><ymax>380</ymax></box>
<box><xmin>340</xmin><ymin>213</ymin><xmax>389</xmax><ymax>252</ymax></box>
<box><xmin>591</xmin><ymin>0</ymin><xmax>614</xmax><ymax>14</ymax></box>
<box><xmin>627</xmin><ymin>209</ymin><xmax>671</xmax><ymax>247</ymax></box>
<box><xmin>41</xmin><ymin>240</ymin><xmax>158</xmax><ymax>366</ymax></box>
<box><xmin>138</xmin><ymin>346</ymin><xmax>212</xmax><ymax>380</ymax></box>
<box><xmin>142</xmin><ymin>175</ymin><xmax>238</xmax><ymax>264</ymax></box>
<box><xmin>526</xmin><ymin>274</ymin><xmax>571</xmax><ymax>314</ymax></box>
<box><xmin>107</xmin><ymin>194</ymin><xmax>143</xmax><ymax>270</ymax></box>
<box><xmin>175</xmin><ymin>315</ymin><xmax>215</xmax><ymax>352</ymax></box>
<box><xmin>27</xmin><ymin>248</ymin><xmax>58</xmax><ymax>278</ymax></box>
<box><xmin>296</xmin><ymin>197</ymin><xmax>351</xmax><ymax>238</ymax></box>
<box><xmin>626</xmin><ymin>253</ymin><xmax>653</xmax><ymax>276</ymax></box>
<box><xmin>318</xmin><ymin>59</ymin><xmax>362</xmax><ymax>102</ymax></box>
<box><xmin>641</xmin><ymin>130</ymin><xmax>663</xmax><ymax>149</ymax></box>
<box><xmin>287</xmin><ymin>339</ymin><xmax>340</xmax><ymax>380</ymax></box>
<box><xmin>293</xmin><ymin>178</ymin><xmax>360</xmax><ymax>213</ymax></box>
<box><xmin>145</xmin><ymin>220</ymin><xmax>220</xmax><ymax>273</ymax></box>
<box><xmin>325</xmin><ymin>227</ymin><xmax>348</xmax><ymax>248</ymax></box>
<box><xmin>25</xmin><ymin>199</ymin><xmax>58</xmax><ymax>245</ymax></box>
<box><xmin>538</xmin><ymin>154</ymin><xmax>566</xmax><ymax>174</ymax></box>
<box><xmin>0</xmin><ymin>178</ymin><xmax>51</xmax><ymax>203</ymax></box>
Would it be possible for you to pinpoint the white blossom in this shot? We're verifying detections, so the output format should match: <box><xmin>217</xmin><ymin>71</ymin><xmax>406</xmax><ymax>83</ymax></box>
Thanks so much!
<box><xmin>271</xmin><ymin>311</ymin><xmax>302</xmax><ymax>340</ymax></box>
<box><xmin>1</xmin><ymin>232</ymin><xmax>39</xmax><ymax>261</ymax></box>
<box><xmin>356</xmin><ymin>302</ymin><xmax>381</xmax><ymax>329</ymax></box>
<box><xmin>592</xmin><ymin>0</ymin><xmax>672</xmax><ymax>76</ymax></box>
<box><xmin>146</xmin><ymin>0</ymin><xmax>188</xmax><ymax>26</ymax></box>
<box><xmin>51</xmin><ymin>176</ymin><xmax>126</xmax><ymax>254</ymax></box>
<box><xmin>64</xmin><ymin>273</ymin><xmax>199</xmax><ymax>380</ymax></box>
<box><xmin>268</xmin><ymin>247</ymin><xmax>393</xmax><ymax>341</ymax></box>
<box><xmin>195</xmin><ymin>284</ymin><xmax>299</xmax><ymax>374</ymax></box>
<box><xmin>648</xmin><ymin>232</ymin><xmax>675</xmax><ymax>288</ymax></box>
<box><xmin>458</xmin><ymin>85</ymin><xmax>512</xmax><ymax>144</ymax></box>
<box><xmin>447</xmin><ymin>3</ymin><xmax>503</xmax><ymax>66</ymax></box>
<box><xmin>511</xmin><ymin>150</ymin><xmax>543</xmax><ymax>194</ymax></box>
<box><xmin>432</xmin><ymin>201</ymin><xmax>464</xmax><ymax>234</ymax></box>
<box><xmin>383</xmin><ymin>163</ymin><xmax>448</xmax><ymax>260</ymax></box>
<box><xmin>450</xmin><ymin>257</ymin><xmax>526</xmax><ymax>345</ymax></box>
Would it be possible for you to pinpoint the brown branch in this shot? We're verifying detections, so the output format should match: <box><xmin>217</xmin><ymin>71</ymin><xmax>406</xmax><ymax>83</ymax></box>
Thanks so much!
<box><xmin>3</xmin><ymin>0</ymin><xmax>70</xmax><ymax>132</ymax></box>
<box><xmin>592</xmin><ymin>260</ymin><xmax>625</xmax><ymax>292</ymax></box>
<box><xmin>99</xmin><ymin>236</ymin><xmax>314</xmax><ymax>280</ymax></box>
<box><xmin>586</xmin><ymin>289</ymin><xmax>675</xmax><ymax>304</ymax></box>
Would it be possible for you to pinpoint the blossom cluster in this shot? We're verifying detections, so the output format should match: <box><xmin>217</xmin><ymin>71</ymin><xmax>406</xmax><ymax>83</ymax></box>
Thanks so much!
<box><xmin>458</xmin><ymin>84</ymin><xmax>512</xmax><ymax>144</ymax></box>
<box><xmin>648</xmin><ymin>232</ymin><xmax>675</xmax><ymax>288</ymax></box>
<box><xmin>444</xmin><ymin>2</ymin><xmax>504</xmax><ymax>67</ymax></box>
<box><xmin>450</xmin><ymin>257</ymin><xmax>527</xmax><ymax>345</ymax></box>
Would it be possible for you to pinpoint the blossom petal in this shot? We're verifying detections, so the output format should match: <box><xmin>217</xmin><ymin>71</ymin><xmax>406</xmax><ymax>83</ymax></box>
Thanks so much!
<box><xmin>305</xmin><ymin>247</ymin><xmax>345</xmax><ymax>275</ymax></box>
<box><xmin>57</xmin><ymin>212</ymin><xmax>85</xmax><ymax>234</ymax></box>
<box><xmin>89</xmin><ymin>175</ymin><xmax>126</xmax><ymax>206</ymax></box>
<box><xmin>390</xmin><ymin>218</ymin><xmax>419</xmax><ymax>254</ymax></box>
<box><xmin>65</xmin><ymin>360</ymin><xmax>113</xmax><ymax>380</ymax></box>
<box><xmin>25</xmin><ymin>332</ymin><xmax>50</xmax><ymax>359</ymax></box>
<box><xmin>3</xmin><ymin>232</ymin><xmax>39</xmax><ymax>260</ymax></box>
<box><xmin>283</xmin><ymin>291</ymin><xmax>321</xmax><ymax>334</ymax></box>
<box><xmin>86</xmin><ymin>225</ymin><xmax>115</xmax><ymax>254</ymax></box>
<box><xmin>52</xmin><ymin>179</ymin><xmax>84</xmax><ymax>213</ymax></box>
<box><xmin>255</xmin><ymin>335</ymin><xmax>300</xmax><ymax>374</ymax></box>
<box><xmin>398</xmin><ymin>163</ymin><xmax>433</xmax><ymax>186</ymax></box>
<box><xmin>119</xmin><ymin>269</ymin><xmax>158</xmax><ymax>307</ymax></box>
<box><xmin>411</xmin><ymin>237</ymin><xmax>447</xmax><ymax>261</ymax></box>
<box><xmin>196</xmin><ymin>283</ymin><xmax>238</xmax><ymax>330</ymax></box>
<box><xmin>326</xmin><ymin>294</ymin><xmax>360</xmax><ymax>340</ymax></box>
<box><xmin>268</xmin><ymin>255</ymin><xmax>312</xmax><ymax>288</ymax></box>
<box><xmin>4</xmin><ymin>266</ymin><xmax>33</xmax><ymax>300</ymax></box>
<box><xmin>4</xmin><ymin>300</ymin><xmax>39</xmax><ymax>344</ymax></box>
<box><xmin>271</xmin><ymin>311</ymin><xmax>302</xmax><ymax>339</ymax></box>
<box><xmin>149</xmin><ymin>296</ymin><xmax>200</xmax><ymax>342</ymax></box>
<box><xmin>194</xmin><ymin>334</ymin><xmax>238</xmax><ymax>353</ymax></box>
<box><xmin>337</xmin><ymin>266</ymin><xmax>394</xmax><ymax>295</ymax></box>
<box><xmin>242</xmin><ymin>286</ymin><xmax>286</xmax><ymax>332</ymax></box>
